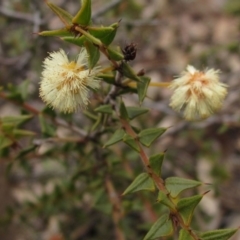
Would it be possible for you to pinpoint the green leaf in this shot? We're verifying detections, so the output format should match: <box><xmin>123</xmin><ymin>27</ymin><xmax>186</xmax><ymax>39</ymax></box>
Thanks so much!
<box><xmin>119</xmin><ymin>101</ymin><xmax>129</xmax><ymax>120</ymax></box>
<box><xmin>39</xmin><ymin>29</ymin><xmax>72</xmax><ymax>37</ymax></box>
<box><xmin>107</xmin><ymin>46</ymin><xmax>124</xmax><ymax>61</ymax></box>
<box><xmin>137</xmin><ymin>76</ymin><xmax>150</xmax><ymax>103</ymax></box>
<box><xmin>149</xmin><ymin>153</ymin><xmax>164</xmax><ymax>176</ymax></box>
<box><xmin>47</xmin><ymin>2</ymin><xmax>73</xmax><ymax>26</ymax></box>
<box><xmin>143</xmin><ymin>213</ymin><xmax>173</xmax><ymax>240</ymax></box>
<box><xmin>0</xmin><ymin>136</ymin><xmax>13</xmax><ymax>150</ymax></box>
<box><xmin>179</xmin><ymin>229</ymin><xmax>195</xmax><ymax>240</ymax></box>
<box><xmin>126</xmin><ymin>106</ymin><xmax>148</xmax><ymax>120</ymax></box>
<box><xmin>121</xmin><ymin>62</ymin><xmax>140</xmax><ymax>81</ymax></box>
<box><xmin>72</xmin><ymin>0</ymin><xmax>91</xmax><ymax>26</ymax></box>
<box><xmin>97</xmin><ymin>74</ymin><xmax>115</xmax><ymax>84</ymax></box>
<box><xmin>39</xmin><ymin>114</ymin><xmax>56</xmax><ymax>137</ymax></box>
<box><xmin>165</xmin><ymin>177</ymin><xmax>202</xmax><ymax>198</ymax></box>
<box><xmin>122</xmin><ymin>173</ymin><xmax>155</xmax><ymax>195</ymax></box>
<box><xmin>177</xmin><ymin>195</ymin><xmax>202</xmax><ymax>226</ymax></box>
<box><xmin>103</xmin><ymin>129</ymin><xmax>125</xmax><ymax>148</ymax></box>
<box><xmin>94</xmin><ymin>104</ymin><xmax>113</xmax><ymax>114</ymax></box>
<box><xmin>157</xmin><ymin>191</ymin><xmax>176</xmax><ymax>210</ymax></box>
<box><xmin>84</xmin><ymin>40</ymin><xmax>100</xmax><ymax>69</ymax></box>
<box><xmin>13</xmin><ymin>129</ymin><xmax>36</xmax><ymax>138</ymax></box>
<box><xmin>18</xmin><ymin>79</ymin><xmax>30</xmax><ymax>101</ymax></box>
<box><xmin>200</xmin><ymin>228</ymin><xmax>238</xmax><ymax>240</ymax></box>
<box><xmin>1</xmin><ymin>115</ymin><xmax>32</xmax><ymax>126</ymax></box>
<box><xmin>138</xmin><ymin>128</ymin><xmax>166</xmax><ymax>147</ymax></box>
<box><xmin>123</xmin><ymin>134</ymin><xmax>140</xmax><ymax>152</ymax></box>
<box><xmin>62</xmin><ymin>36</ymin><xmax>86</xmax><ymax>47</ymax></box>
<box><xmin>89</xmin><ymin>23</ymin><xmax>118</xmax><ymax>46</ymax></box>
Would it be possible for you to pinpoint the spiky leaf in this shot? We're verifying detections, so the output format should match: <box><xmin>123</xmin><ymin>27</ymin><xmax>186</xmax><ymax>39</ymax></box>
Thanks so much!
<box><xmin>104</xmin><ymin>129</ymin><xmax>125</xmax><ymax>148</ymax></box>
<box><xmin>137</xmin><ymin>76</ymin><xmax>150</xmax><ymax>103</ymax></box>
<box><xmin>1</xmin><ymin>115</ymin><xmax>32</xmax><ymax>126</ymax></box>
<box><xmin>85</xmin><ymin>41</ymin><xmax>100</xmax><ymax>69</ymax></box>
<box><xmin>177</xmin><ymin>195</ymin><xmax>202</xmax><ymax>226</ymax></box>
<box><xmin>165</xmin><ymin>177</ymin><xmax>202</xmax><ymax>198</ymax></box>
<box><xmin>95</xmin><ymin>104</ymin><xmax>113</xmax><ymax>114</ymax></box>
<box><xmin>89</xmin><ymin>23</ymin><xmax>118</xmax><ymax>46</ymax></box>
<box><xmin>123</xmin><ymin>134</ymin><xmax>140</xmax><ymax>152</ymax></box>
<box><xmin>143</xmin><ymin>214</ymin><xmax>173</xmax><ymax>240</ymax></box>
<box><xmin>72</xmin><ymin>0</ymin><xmax>91</xmax><ymax>26</ymax></box>
<box><xmin>121</xmin><ymin>62</ymin><xmax>140</xmax><ymax>81</ymax></box>
<box><xmin>138</xmin><ymin>128</ymin><xmax>166</xmax><ymax>147</ymax></box>
<box><xmin>126</xmin><ymin>106</ymin><xmax>148</xmax><ymax>120</ymax></box>
<box><xmin>200</xmin><ymin>228</ymin><xmax>238</xmax><ymax>240</ymax></box>
<box><xmin>157</xmin><ymin>191</ymin><xmax>176</xmax><ymax>210</ymax></box>
<box><xmin>47</xmin><ymin>2</ymin><xmax>73</xmax><ymax>26</ymax></box>
<box><xmin>62</xmin><ymin>36</ymin><xmax>86</xmax><ymax>47</ymax></box>
<box><xmin>39</xmin><ymin>29</ymin><xmax>72</xmax><ymax>37</ymax></box>
<box><xmin>122</xmin><ymin>173</ymin><xmax>155</xmax><ymax>195</ymax></box>
<box><xmin>149</xmin><ymin>153</ymin><xmax>164</xmax><ymax>176</ymax></box>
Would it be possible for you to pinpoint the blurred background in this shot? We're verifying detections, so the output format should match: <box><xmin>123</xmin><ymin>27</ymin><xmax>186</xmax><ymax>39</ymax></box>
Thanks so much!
<box><xmin>0</xmin><ymin>0</ymin><xmax>240</xmax><ymax>239</ymax></box>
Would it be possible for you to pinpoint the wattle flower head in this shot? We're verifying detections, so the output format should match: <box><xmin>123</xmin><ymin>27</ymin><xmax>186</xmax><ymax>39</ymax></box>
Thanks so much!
<box><xmin>40</xmin><ymin>49</ymin><xmax>100</xmax><ymax>113</ymax></box>
<box><xmin>169</xmin><ymin>65</ymin><xmax>227</xmax><ymax>120</ymax></box>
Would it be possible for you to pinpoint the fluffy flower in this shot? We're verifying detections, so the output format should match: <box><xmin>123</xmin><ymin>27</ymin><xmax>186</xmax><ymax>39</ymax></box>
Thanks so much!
<box><xmin>169</xmin><ymin>65</ymin><xmax>227</xmax><ymax>120</ymax></box>
<box><xmin>40</xmin><ymin>49</ymin><xmax>100</xmax><ymax>113</ymax></box>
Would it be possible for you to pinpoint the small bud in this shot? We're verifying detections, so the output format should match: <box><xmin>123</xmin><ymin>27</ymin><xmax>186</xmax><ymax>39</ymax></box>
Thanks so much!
<box><xmin>122</xmin><ymin>43</ymin><xmax>137</xmax><ymax>61</ymax></box>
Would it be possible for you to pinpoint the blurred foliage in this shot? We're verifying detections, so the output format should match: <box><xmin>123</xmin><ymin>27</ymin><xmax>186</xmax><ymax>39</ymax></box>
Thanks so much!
<box><xmin>0</xmin><ymin>0</ymin><xmax>240</xmax><ymax>240</ymax></box>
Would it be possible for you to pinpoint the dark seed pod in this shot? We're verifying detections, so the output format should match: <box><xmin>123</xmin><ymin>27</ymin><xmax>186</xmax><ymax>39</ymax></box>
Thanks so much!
<box><xmin>122</xmin><ymin>43</ymin><xmax>137</xmax><ymax>61</ymax></box>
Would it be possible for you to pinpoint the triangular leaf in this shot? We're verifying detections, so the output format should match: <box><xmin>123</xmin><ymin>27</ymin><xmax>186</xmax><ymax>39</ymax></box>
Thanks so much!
<box><xmin>119</xmin><ymin>101</ymin><xmax>129</xmax><ymax>120</ymax></box>
<box><xmin>89</xmin><ymin>23</ymin><xmax>118</xmax><ymax>46</ymax></box>
<box><xmin>177</xmin><ymin>195</ymin><xmax>202</xmax><ymax>226</ymax></box>
<box><xmin>39</xmin><ymin>29</ymin><xmax>72</xmax><ymax>37</ymax></box>
<box><xmin>137</xmin><ymin>76</ymin><xmax>150</xmax><ymax>103</ymax></box>
<box><xmin>97</xmin><ymin>74</ymin><xmax>115</xmax><ymax>84</ymax></box>
<box><xmin>165</xmin><ymin>177</ymin><xmax>202</xmax><ymax>198</ymax></box>
<box><xmin>84</xmin><ymin>41</ymin><xmax>100</xmax><ymax>69</ymax></box>
<box><xmin>13</xmin><ymin>129</ymin><xmax>36</xmax><ymax>138</ymax></box>
<box><xmin>62</xmin><ymin>36</ymin><xmax>86</xmax><ymax>47</ymax></box>
<box><xmin>47</xmin><ymin>2</ymin><xmax>73</xmax><ymax>26</ymax></box>
<box><xmin>121</xmin><ymin>62</ymin><xmax>140</xmax><ymax>81</ymax></box>
<box><xmin>103</xmin><ymin>129</ymin><xmax>125</xmax><ymax>148</ymax></box>
<box><xmin>72</xmin><ymin>0</ymin><xmax>91</xmax><ymax>26</ymax></box>
<box><xmin>94</xmin><ymin>104</ymin><xmax>113</xmax><ymax>114</ymax></box>
<box><xmin>122</xmin><ymin>173</ymin><xmax>155</xmax><ymax>195</ymax></box>
<box><xmin>123</xmin><ymin>134</ymin><xmax>140</xmax><ymax>152</ymax></box>
<box><xmin>149</xmin><ymin>153</ymin><xmax>164</xmax><ymax>176</ymax></box>
<box><xmin>126</xmin><ymin>106</ymin><xmax>148</xmax><ymax>120</ymax></box>
<box><xmin>107</xmin><ymin>46</ymin><xmax>124</xmax><ymax>61</ymax></box>
<box><xmin>138</xmin><ymin>128</ymin><xmax>166</xmax><ymax>147</ymax></box>
<box><xmin>157</xmin><ymin>191</ymin><xmax>176</xmax><ymax>210</ymax></box>
<box><xmin>179</xmin><ymin>229</ymin><xmax>195</xmax><ymax>240</ymax></box>
<box><xmin>200</xmin><ymin>228</ymin><xmax>238</xmax><ymax>240</ymax></box>
<box><xmin>1</xmin><ymin>115</ymin><xmax>32</xmax><ymax>126</ymax></box>
<box><xmin>143</xmin><ymin>213</ymin><xmax>173</xmax><ymax>240</ymax></box>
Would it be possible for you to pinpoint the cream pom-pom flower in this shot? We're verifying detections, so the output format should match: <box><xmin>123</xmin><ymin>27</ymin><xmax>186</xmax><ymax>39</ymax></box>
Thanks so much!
<box><xmin>40</xmin><ymin>48</ymin><xmax>100</xmax><ymax>113</ymax></box>
<box><xmin>169</xmin><ymin>65</ymin><xmax>228</xmax><ymax>120</ymax></box>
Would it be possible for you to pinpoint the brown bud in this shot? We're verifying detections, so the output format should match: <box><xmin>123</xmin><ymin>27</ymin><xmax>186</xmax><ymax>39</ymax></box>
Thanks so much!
<box><xmin>122</xmin><ymin>43</ymin><xmax>137</xmax><ymax>61</ymax></box>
